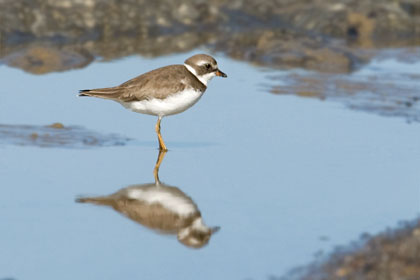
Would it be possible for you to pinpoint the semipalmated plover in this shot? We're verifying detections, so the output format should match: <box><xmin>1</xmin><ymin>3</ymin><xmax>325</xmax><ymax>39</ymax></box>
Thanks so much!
<box><xmin>76</xmin><ymin>150</ymin><xmax>220</xmax><ymax>248</ymax></box>
<box><xmin>79</xmin><ymin>54</ymin><xmax>227</xmax><ymax>150</ymax></box>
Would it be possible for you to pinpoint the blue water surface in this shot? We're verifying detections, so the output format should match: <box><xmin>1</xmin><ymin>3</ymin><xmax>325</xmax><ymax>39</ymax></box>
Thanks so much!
<box><xmin>0</xmin><ymin>52</ymin><xmax>419</xmax><ymax>280</ymax></box>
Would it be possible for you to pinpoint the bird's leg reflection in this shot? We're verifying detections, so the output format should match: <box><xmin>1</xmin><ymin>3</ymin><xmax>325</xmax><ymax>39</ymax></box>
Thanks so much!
<box><xmin>76</xmin><ymin>149</ymin><xmax>220</xmax><ymax>249</ymax></box>
<box><xmin>153</xmin><ymin>149</ymin><xmax>167</xmax><ymax>184</ymax></box>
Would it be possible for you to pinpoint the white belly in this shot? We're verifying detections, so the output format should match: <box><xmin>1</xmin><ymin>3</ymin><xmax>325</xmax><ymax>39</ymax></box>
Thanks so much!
<box><xmin>127</xmin><ymin>188</ymin><xmax>197</xmax><ymax>217</ymax></box>
<box><xmin>119</xmin><ymin>89</ymin><xmax>204</xmax><ymax>117</ymax></box>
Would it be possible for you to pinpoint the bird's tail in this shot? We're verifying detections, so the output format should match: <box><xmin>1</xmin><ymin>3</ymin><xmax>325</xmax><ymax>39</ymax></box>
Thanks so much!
<box><xmin>75</xmin><ymin>196</ymin><xmax>110</xmax><ymax>205</ymax></box>
<box><xmin>78</xmin><ymin>89</ymin><xmax>92</xmax><ymax>97</ymax></box>
<box><xmin>78</xmin><ymin>87</ymin><xmax>120</xmax><ymax>99</ymax></box>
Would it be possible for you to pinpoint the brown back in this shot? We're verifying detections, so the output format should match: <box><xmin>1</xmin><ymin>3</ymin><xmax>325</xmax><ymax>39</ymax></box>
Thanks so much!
<box><xmin>77</xmin><ymin>183</ymin><xmax>201</xmax><ymax>234</ymax></box>
<box><xmin>80</xmin><ymin>65</ymin><xmax>207</xmax><ymax>101</ymax></box>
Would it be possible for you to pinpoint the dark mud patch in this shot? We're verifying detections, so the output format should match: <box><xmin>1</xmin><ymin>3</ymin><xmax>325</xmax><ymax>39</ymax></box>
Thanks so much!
<box><xmin>0</xmin><ymin>122</ymin><xmax>130</xmax><ymax>148</ymax></box>
<box><xmin>265</xmin><ymin>48</ymin><xmax>420</xmax><ymax>123</ymax></box>
<box><xmin>276</xmin><ymin>218</ymin><xmax>420</xmax><ymax>280</ymax></box>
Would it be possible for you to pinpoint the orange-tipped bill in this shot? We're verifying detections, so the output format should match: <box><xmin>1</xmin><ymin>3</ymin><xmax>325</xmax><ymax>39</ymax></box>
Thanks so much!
<box><xmin>216</xmin><ymin>69</ymin><xmax>227</xmax><ymax>78</ymax></box>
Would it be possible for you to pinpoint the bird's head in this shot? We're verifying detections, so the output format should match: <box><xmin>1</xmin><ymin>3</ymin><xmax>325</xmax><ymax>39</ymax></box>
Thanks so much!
<box><xmin>184</xmin><ymin>54</ymin><xmax>227</xmax><ymax>86</ymax></box>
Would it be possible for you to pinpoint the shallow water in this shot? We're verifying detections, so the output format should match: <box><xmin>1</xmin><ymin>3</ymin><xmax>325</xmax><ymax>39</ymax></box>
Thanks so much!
<box><xmin>1</xmin><ymin>52</ymin><xmax>420</xmax><ymax>279</ymax></box>
<box><xmin>266</xmin><ymin>48</ymin><xmax>420</xmax><ymax>123</ymax></box>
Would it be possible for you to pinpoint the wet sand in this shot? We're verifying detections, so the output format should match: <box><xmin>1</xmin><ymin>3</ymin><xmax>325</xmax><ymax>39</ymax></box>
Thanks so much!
<box><xmin>281</xmin><ymin>219</ymin><xmax>420</xmax><ymax>280</ymax></box>
<box><xmin>0</xmin><ymin>122</ymin><xmax>130</xmax><ymax>148</ymax></box>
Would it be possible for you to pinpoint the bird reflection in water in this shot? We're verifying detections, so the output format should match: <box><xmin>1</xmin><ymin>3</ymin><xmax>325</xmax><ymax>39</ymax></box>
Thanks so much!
<box><xmin>76</xmin><ymin>150</ymin><xmax>220</xmax><ymax>248</ymax></box>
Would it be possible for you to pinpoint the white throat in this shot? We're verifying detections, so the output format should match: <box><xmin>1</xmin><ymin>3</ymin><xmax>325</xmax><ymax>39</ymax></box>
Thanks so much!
<box><xmin>191</xmin><ymin>217</ymin><xmax>208</xmax><ymax>231</ymax></box>
<box><xmin>177</xmin><ymin>217</ymin><xmax>209</xmax><ymax>240</ymax></box>
<box><xmin>184</xmin><ymin>64</ymin><xmax>216</xmax><ymax>86</ymax></box>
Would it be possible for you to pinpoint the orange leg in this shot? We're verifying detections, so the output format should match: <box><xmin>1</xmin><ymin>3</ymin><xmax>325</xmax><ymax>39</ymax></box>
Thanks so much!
<box><xmin>153</xmin><ymin>149</ymin><xmax>167</xmax><ymax>184</ymax></box>
<box><xmin>155</xmin><ymin>117</ymin><xmax>168</xmax><ymax>151</ymax></box>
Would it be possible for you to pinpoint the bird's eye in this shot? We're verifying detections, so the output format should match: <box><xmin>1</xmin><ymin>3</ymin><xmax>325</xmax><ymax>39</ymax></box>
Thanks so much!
<box><xmin>205</xmin><ymin>64</ymin><xmax>211</xmax><ymax>70</ymax></box>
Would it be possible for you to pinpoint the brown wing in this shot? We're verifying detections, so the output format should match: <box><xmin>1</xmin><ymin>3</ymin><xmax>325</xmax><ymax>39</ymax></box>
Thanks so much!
<box><xmin>79</xmin><ymin>65</ymin><xmax>206</xmax><ymax>102</ymax></box>
<box><xmin>76</xmin><ymin>183</ymin><xmax>199</xmax><ymax>233</ymax></box>
<box><xmin>78</xmin><ymin>87</ymin><xmax>126</xmax><ymax>100</ymax></box>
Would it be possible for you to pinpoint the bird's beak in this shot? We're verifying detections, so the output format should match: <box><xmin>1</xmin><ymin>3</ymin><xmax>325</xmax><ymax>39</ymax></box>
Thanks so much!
<box><xmin>211</xmin><ymin>226</ymin><xmax>221</xmax><ymax>234</ymax></box>
<box><xmin>215</xmin><ymin>69</ymin><xmax>227</xmax><ymax>78</ymax></box>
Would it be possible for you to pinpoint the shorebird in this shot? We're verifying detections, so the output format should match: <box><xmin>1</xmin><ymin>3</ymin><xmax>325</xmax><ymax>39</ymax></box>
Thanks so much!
<box><xmin>79</xmin><ymin>54</ymin><xmax>227</xmax><ymax>150</ymax></box>
<box><xmin>76</xmin><ymin>150</ymin><xmax>220</xmax><ymax>248</ymax></box>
